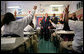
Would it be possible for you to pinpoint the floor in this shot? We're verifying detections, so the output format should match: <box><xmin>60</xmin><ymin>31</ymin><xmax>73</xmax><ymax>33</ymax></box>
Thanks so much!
<box><xmin>38</xmin><ymin>37</ymin><xmax>59</xmax><ymax>53</ymax></box>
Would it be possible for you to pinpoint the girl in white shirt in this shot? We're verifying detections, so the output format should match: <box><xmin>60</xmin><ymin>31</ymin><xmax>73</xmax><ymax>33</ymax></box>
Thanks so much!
<box><xmin>49</xmin><ymin>20</ymin><xmax>64</xmax><ymax>30</ymax></box>
<box><xmin>1</xmin><ymin>6</ymin><xmax>37</xmax><ymax>37</ymax></box>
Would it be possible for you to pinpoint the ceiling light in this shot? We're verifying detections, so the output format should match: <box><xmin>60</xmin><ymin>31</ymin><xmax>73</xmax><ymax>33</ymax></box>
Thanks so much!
<box><xmin>7</xmin><ymin>6</ymin><xmax>20</xmax><ymax>8</ymax></box>
<box><xmin>50</xmin><ymin>5</ymin><xmax>64</xmax><ymax>7</ymax></box>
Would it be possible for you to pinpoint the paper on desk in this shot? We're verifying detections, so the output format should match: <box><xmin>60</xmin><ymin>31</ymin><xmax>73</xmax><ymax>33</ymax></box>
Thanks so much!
<box><xmin>1</xmin><ymin>38</ymin><xmax>16</xmax><ymax>44</ymax></box>
<box><xmin>58</xmin><ymin>30</ymin><xmax>66</xmax><ymax>32</ymax></box>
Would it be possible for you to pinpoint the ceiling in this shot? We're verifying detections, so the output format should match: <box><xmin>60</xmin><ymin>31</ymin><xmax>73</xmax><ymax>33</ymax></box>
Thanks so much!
<box><xmin>6</xmin><ymin>1</ymin><xmax>78</xmax><ymax>6</ymax></box>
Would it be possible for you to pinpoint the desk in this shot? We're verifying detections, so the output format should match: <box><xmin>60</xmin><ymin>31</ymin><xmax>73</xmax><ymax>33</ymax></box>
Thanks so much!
<box><xmin>24</xmin><ymin>32</ymin><xmax>36</xmax><ymax>53</ymax></box>
<box><xmin>55</xmin><ymin>30</ymin><xmax>74</xmax><ymax>34</ymax></box>
<box><xmin>55</xmin><ymin>30</ymin><xmax>74</xmax><ymax>41</ymax></box>
<box><xmin>24</xmin><ymin>31</ymin><xmax>36</xmax><ymax>43</ymax></box>
<box><xmin>24</xmin><ymin>32</ymin><xmax>36</xmax><ymax>35</ymax></box>
<box><xmin>1</xmin><ymin>37</ymin><xmax>29</xmax><ymax>51</ymax></box>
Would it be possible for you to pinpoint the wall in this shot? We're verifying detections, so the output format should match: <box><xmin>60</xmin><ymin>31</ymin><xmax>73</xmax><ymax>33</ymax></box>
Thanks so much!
<box><xmin>1</xmin><ymin>1</ymin><xmax>83</xmax><ymax>28</ymax></box>
<box><xmin>6</xmin><ymin>1</ymin><xmax>65</xmax><ymax>15</ymax></box>
<box><xmin>69</xmin><ymin>1</ymin><xmax>83</xmax><ymax>19</ymax></box>
<box><xmin>6</xmin><ymin>1</ymin><xmax>65</xmax><ymax>28</ymax></box>
<box><xmin>69</xmin><ymin>1</ymin><xmax>80</xmax><ymax>14</ymax></box>
<box><xmin>1</xmin><ymin>1</ymin><xmax>6</xmax><ymax>22</ymax></box>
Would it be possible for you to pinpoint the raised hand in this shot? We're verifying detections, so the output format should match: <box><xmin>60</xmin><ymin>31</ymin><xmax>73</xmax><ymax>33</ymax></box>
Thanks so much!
<box><xmin>33</xmin><ymin>6</ymin><xmax>37</xmax><ymax>10</ymax></box>
<box><xmin>64</xmin><ymin>5</ymin><xmax>70</xmax><ymax>22</ymax></box>
<box><xmin>65</xmin><ymin>5</ymin><xmax>69</xmax><ymax>14</ymax></box>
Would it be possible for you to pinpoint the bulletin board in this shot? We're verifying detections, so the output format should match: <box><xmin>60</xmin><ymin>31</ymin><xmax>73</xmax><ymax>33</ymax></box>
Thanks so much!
<box><xmin>36</xmin><ymin>16</ymin><xmax>43</xmax><ymax>27</ymax></box>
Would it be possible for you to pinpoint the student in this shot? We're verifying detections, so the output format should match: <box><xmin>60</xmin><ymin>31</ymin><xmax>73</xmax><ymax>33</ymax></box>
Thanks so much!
<box><xmin>49</xmin><ymin>20</ymin><xmax>64</xmax><ymax>30</ymax></box>
<box><xmin>40</xmin><ymin>13</ymin><xmax>52</xmax><ymax>41</ymax></box>
<box><xmin>49</xmin><ymin>20</ymin><xmax>64</xmax><ymax>46</ymax></box>
<box><xmin>24</xmin><ymin>21</ymin><xmax>34</xmax><ymax>32</ymax></box>
<box><xmin>51</xmin><ymin>14</ymin><xmax>58</xmax><ymax>24</ymax></box>
<box><xmin>61</xmin><ymin>5</ymin><xmax>83</xmax><ymax>53</ymax></box>
<box><xmin>1</xmin><ymin>6</ymin><xmax>37</xmax><ymax>37</ymax></box>
<box><xmin>59</xmin><ymin>14</ymin><xmax>64</xmax><ymax>24</ymax></box>
<box><xmin>69</xmin><ymin>13</ymin><xmax>78</xmax><ymax>21</ymax></box>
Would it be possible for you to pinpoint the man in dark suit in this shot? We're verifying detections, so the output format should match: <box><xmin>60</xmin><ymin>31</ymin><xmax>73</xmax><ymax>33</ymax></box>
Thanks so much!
<box><xmin>51</xmin><ymin>14</ymin><xmax>58</xmax><ymax>24</ymax></box>
<box><xmin>40</xmin><ymin>13</ymin><xmax>52</xmax><ymax>41</ymax></box>
<box><xmin>51</xmin><ymin>14</ymin><xmax>58</xmax><ymax>29</ymax></box>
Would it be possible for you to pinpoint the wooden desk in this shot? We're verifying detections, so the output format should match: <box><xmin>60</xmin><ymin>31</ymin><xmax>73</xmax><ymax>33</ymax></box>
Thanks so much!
<box><xmin>1</xmin><ymin>37</ymin><xmax>29</xmax><ymax>51</ymax></box>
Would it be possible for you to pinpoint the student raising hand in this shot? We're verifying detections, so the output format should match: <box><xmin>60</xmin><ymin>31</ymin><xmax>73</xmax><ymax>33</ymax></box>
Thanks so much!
<box><xmin>64</xmin><ymin>5</ymin><xmax>70</xmax><ymax>22</ymax></box>
<box><xmin>1</xmin><ymin>6</ymin><xmax>37</xmax><ymax>37</ymax></box>
<box><xmin>33</xmin><ymin>6</ymin><xmax>37</xmax><ymax>10</ymax></box>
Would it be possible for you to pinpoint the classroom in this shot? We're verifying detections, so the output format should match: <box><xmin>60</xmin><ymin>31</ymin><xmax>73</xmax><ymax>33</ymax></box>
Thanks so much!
<box><xmin>1</xmin><ymin>1</ymin><xmax>83</xmax><ymax>53</ymax></box>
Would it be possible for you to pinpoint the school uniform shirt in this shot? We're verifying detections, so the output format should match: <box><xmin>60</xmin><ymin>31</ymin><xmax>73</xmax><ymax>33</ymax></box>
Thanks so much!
<box><xmin>51</xmin><ymin>22</ymin><xmax>64</xmax><ymax>30</ymax></box>
<box><xmin>24</xmin><ymin>25</ymin><xmax>34</xmax><ymax>32</ymax></box>
<box><xmin>1</xmin><ymin>10</ymin><xmax>36</xmax><ymax>37</ymax></box>
<box><xmin>68</xmin><ymin>20</ymin><xmax>83</xmax><ymax>52</ymax></box>
<box><xmin>51</xmin><ymin>16</ymin><xmax>58</xmax><ymax>24</ymax></box>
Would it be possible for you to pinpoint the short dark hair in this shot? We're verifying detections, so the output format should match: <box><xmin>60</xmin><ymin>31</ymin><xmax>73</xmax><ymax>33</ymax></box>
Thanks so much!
<box><xmin>2</xmin><ymin>12</ymin><xmax>16</xmax><ymax>25</ymax></box>
<box><xmin>29</xmin><ymin>21</ymin><xmax>34</xmax><ymax>28</ymax></box>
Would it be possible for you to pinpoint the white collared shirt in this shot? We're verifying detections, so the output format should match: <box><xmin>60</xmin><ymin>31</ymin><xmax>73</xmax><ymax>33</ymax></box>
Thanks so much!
<box><xmin>1</xmin><ymin>10</ymin><xmax>36</xmax><ymax>37</ymax></box>
<box><xmin>51</xmin><ymin>22</ymin><xmax>64</xmax><ymax>30</ymax></box>
<box><xmin>69</xmin><ymin>20</ymin><xmax>83</xmax><ymax>46</ymax></box>
<box><xmin>24</xmin><ymin>25</ymin><xmax>34</xmax><ymax>32</ymax></box>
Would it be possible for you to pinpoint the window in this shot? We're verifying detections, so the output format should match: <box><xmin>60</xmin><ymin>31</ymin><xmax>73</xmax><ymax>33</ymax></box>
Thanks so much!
<box><xmin>77</xmin><ymin>1</ymin><xmax>83</xmax><ymax>9</ymax></box>
<box><xmin>81</xmin><ymin>1</ymin><xmax>83</xmax><ymax>7</ymax></box>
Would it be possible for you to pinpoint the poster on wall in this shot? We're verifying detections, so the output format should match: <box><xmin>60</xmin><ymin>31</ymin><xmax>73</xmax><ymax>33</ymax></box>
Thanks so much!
<box><xmin>18</xmin><ymin>9</ymin><xmax>22</xmax><ymax>15</ymax></box>
<box><xmin>52</xmin><ymin>7</ymin><xmax>58</xmax><ymax>11</ymax></box>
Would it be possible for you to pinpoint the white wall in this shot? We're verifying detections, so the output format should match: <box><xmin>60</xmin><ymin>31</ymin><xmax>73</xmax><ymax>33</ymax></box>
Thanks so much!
<box><xmin>4</xmin><ymin>1</ymin><xmax>81</xmax><ymax>15</ymax></box>
<box><xmin>6</xmin><ymin>1</ymin><xmax>42</xmax><ymax>15</ymax></box>
<box><xmin>6</xmin><ymin>1</ymin><xmax>65</xmax><ymax>15</ymax></box>
<box><xmin>69</xmin><ymin>1</ymin><xmax>81</xmax><ymax>14</ymax></box>
<box><xmin>1</xmin><ymin>1</ymin><xmax>6</xmax><ymax>15</ymax></box>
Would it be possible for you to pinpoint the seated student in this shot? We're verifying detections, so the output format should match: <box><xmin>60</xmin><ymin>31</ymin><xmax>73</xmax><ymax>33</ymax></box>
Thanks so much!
<box><xmin>24</xmin><ymin>21</ymin><xmax>34</xmax><ymax>32</ymax></box>
<box><xmin>59</xmin><ymin>14</ymin><xmax>64</xmax><ymax>24</ymax></box>
<box><xmin>51</xmin><ymin>14</ymin><xmax>58</xmax><ymax>24</ymax></box>
<box><xmin>69</xmin><ymin>13</ymin><xmax>78</xmax><ymax>21</ymax></box>
<box><xmin>50</xmin><ymin>14</ymin><xmax>58</xmax><ymax>29</ymax></box>
<box><xmin>49</xmin><ymin>20</ymin><xmax>64</xmax><ymax>46</ymax></box>
<box><xmin>1</xmin><ymin>6</ymin><xmax>37</xmax><ymax>37</ymax></box>
<box><xmin>40</xmin><ymin>13</ymin><xmax>52</xmax><ymax>41</ymax></box>
<box><xmin>61</xmin><ymin>5</ymin><xmax>83</xmax><ymax>53</ymax></box>
<box><xmin>49</xmin><ymin>20</ymin><xmax>64</xmax><ymax>38</ymax></box>
<box><xmin>49</xmin><ymin>20</ymin><xmax>64</xmax><ymax>30</ymax></box>
<box><xmin>1</xmin><ymin>6</ymin><xmax>38</xmax><ymax>53</ymax></box>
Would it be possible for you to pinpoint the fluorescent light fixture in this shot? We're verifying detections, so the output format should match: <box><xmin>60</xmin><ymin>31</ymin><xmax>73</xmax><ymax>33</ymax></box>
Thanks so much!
<box><xmin>7</xmin><ymin>6</ymin><xmax>20</xmax><ymax>8</ymax></box>
<box><xmin>50</xmin><ymin>5</ymin><xmax>64</xmax><ymax>7</ymax></box>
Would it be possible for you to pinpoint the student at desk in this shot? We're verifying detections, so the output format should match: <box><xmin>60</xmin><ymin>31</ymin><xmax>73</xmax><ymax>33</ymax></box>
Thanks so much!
<box><xmin>49</xmin><ymin>20</ymin><xmax>64</xmax><ymax>37</ymax></box>
<box><xmin>1</xmin><ymin>6</ymin><xmax>38</xmax><ymax>53</ymax></box>
<box><xmin>40</xmin><ymin>13</ymin><xmax>52</xmax><ymax>41</ymax></box>
<box><xmin>49</xmin><ymin>20</ymin><xmax>64</xmax><ymax>46</ymax></box>
<box><xmin>1</xmin><ymin>6</ymin><xmax>37</xmax><ymax>37</ymax></box>
<box><xmin>61</xmin><ymin>5</ymin><xmax>83</xmax><ymax>53</ymax></box>
<box><xmin>24</xmin><ymin>21</ymin><xmax>34</xmax><ymax>32</ymax></box>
